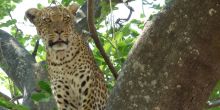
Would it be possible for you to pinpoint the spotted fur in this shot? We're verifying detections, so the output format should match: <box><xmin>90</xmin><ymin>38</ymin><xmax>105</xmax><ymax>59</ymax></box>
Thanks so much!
<box><xmin>26</xmin><ymin>4</ymin><xmax>108</xmax><ymax>110</ymax></box>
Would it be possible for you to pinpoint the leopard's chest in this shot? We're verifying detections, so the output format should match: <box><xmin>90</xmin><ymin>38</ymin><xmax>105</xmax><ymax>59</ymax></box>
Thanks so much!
<box><xmin>48</xmin><ymin>61</ymin><xmax>94</xmax><ymax>107</ymax></box>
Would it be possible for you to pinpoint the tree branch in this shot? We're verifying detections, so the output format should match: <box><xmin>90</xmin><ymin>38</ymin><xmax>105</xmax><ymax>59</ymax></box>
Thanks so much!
<box><xmin>87</xmin><ymin>0</ymin><xmax>118</xmax><ymax>79</ymax></box>
<box><xmin>0</xmin><ymin>91</ymin><xmax>11</xmax><ymax>101</ymax></box>
<box><xmin>0</xmin><ymin>29</ymin><xmax>55</xmax><ymax>109</ymax></box>
<box><xmin>32</xmin><ymin>39</ymin><xmax>39</xmax><ymax>58</ymax></box>
<box><xmin>115</xmin><ymin>2</ymin><xmax>134</xmax><ymax>27</ymax></box>
<box><xmin>76</xmin><ymin>0</ymin><xmax>134</xmax><ymax>31</ymax></box>
<box><xmin>11</xmin><ymin>95</ymin><xmax>23</xmax><ymax>102</ymax></box>
<box><xmin>206</xmin><ymin>98</ymin><xmax>220</xmax><ymax>109</ymax></box>
<box><xmin>0</xmin><ymin>29</ymin><xmax>37</xmax><ymax>109</ymax></box>
<box><xmin>8</xmin><ymin>11</ymin><xmax>23</xmax><ymax>38</ymax></box>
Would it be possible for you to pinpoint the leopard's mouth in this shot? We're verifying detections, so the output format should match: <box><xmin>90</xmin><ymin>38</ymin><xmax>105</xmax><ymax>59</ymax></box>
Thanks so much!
<box><xmin>48</xmin><ymin>39</ymin><xmax>69</xmax><ymax>51</ymax></box>
<box><xmin>48</xmin><ymin>39</ymin><xmax>68</xmax><ymax>47</ymax></box>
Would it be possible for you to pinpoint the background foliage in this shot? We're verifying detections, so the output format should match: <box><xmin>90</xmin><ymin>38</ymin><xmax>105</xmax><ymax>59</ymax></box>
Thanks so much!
<box><xmin>0</xmin><ymin>0</ymin><xmax>219</xmax><ymax>110</ymax></box>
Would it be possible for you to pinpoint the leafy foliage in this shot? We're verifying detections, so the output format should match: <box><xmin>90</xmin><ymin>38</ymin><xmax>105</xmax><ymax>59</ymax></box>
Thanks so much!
<box><xmin>31</xmin><ymin>81</ymin><xmax>52</xmax><ymax>102</ymax></box>
<box><xmin>0</xmin><ymin>19</ymin><xmax>17</xmax><ymax>28</ymax></box>
<box><xmin>0</xmin><ymin>97</ymin><xmax>28</xmax><ymax>110</ymax></box>
<box><xmin>0</xmin><ymin>0</ymin><xmax>21</xmax><ymax>20</ymax></box>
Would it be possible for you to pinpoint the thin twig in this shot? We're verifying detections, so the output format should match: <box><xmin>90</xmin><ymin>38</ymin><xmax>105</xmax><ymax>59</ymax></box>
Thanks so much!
<box><xmin>206</xmin><ymin>98</ymin><xmax>220</xmax><ymax>108</ymax></box>
<box><xmin>11</xmin><ymin>95</ymin><xmax>23</xmax><ymax>102</ymax></box>
<box><xmin>141</xmin><ymin>0</ymin><xmax>146</xmax><ymax>17</ymax></box>
<box><xmin>32</xmin><ymin>39</ymin><xmax>40</xmax><ymax>58</ymax></box>
<box><xmin>0</xmin><ymin>91</ymin><xmax>11</xmax><ymax>101</ymax></box>
<box><xmin>87</xmin><ymin>0</ymin><xmax>118</xmax><ymax>79</ymax></box>
<box><xmin>115</xmin><ymin>2</ymin><xmax>134</xmax><ymax>27</ymax></box>
<box><xmin>8</xmin><ymin>11</ymin><xmax>23</xmax><ymax>38</ymax></box>
<box><xmin>109</xmin><ymin>0</ymin><xmax>115</xmax><ymax>38</ymax></box>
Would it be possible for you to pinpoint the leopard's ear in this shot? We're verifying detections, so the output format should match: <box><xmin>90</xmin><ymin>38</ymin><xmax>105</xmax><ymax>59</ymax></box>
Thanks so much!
<box><xmin>67</xmin><ymin>3</ymin><xmax>80</xmax><ymax>15</ymax></box>
<box><xmin>25</xmin><ymin>8</ymin><xmax>41</xmax><ymax>24</ymax></box>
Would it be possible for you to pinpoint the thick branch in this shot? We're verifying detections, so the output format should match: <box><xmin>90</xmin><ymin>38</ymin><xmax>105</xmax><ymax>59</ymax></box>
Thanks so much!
<box><xmin>0</xmin><ymin>30</ymin><xmax>55</xmax><ymax>109</ymax></box>
<box><xmin>87</xmin><ymin>0</ymin><xmax>118</xmax><ymax>79</ymax></box>
<box><xmin>0</xmin><ymin>29</ymin><xmax>37</xmax><ymax>109</ymax></box>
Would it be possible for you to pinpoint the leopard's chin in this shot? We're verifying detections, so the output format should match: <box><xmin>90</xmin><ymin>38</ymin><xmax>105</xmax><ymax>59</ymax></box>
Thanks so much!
<box><xmin>51</xmin><ymin>43</ymin><xmax>68</xmax><ymax>51</ymax></box>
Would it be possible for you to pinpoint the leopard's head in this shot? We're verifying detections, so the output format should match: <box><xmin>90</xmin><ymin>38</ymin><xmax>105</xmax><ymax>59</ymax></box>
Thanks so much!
<box><xmin>25</xmin><ymin>4</ymin><xmax>79</xmax><ymax>52</ymax></box>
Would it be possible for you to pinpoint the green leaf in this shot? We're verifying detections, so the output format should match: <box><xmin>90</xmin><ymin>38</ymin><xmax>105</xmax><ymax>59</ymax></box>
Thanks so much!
<box><xmin>138</xmin><ymin>24</ymin><xmax>145</xmax><ymax>29</ymax></box>
<box><xmin>165</xmin><ymin>0</ymin><xmax>173</xmax><ymax>5</ymax></box>
<box><xmin>75</xmin><ymin>0</ymin><xmax>85</xmax><ymax>5</ymax></box>
<box><xmin>130</xmin><ymin>19</ymin><xmax>142</xmax><ymax>25</ymax></box>
<box><xmin>130</xmin><ymin>29</ymin><xmax>140</xmax><ymax>37</ymax></box>
<box><xmin>148</xmin><ymin>14</ymin><xmax>157</xmax><ymax>21</ymax></box>
<box><xmin>152</xmin><ymin>4</ymin><xmax>162</xmax><ymax>10</ymax></box>
<box><xmin>38</xmin><ymin>80</ymin><xmax>52</xmax><ymax>94</ymax></box>
<box><xmin>140</xmin><ymin>13</ymin><xmax>145</xmax><ymax>18</ymax></box>
<box><xmin>48</xmin><ymin>0</ymin><xmax>53</xmax><ymax>3</ymax></box>
<box><xmin>121</xmin><ymin>24</ymin><xmax>131</xmax><ymax>37</ymax></box>
<box><xmin>61</xmin><ymin>0</ymin><xmax>72</xmax><ymax>6</ymax></box>
<box><xmin>31</xmin><ymin>92</ymin><xmax>50</xmax><ymax>102</ymax></box>
<box><xmin>0</xmin><ymin>19</ymin><xmax>17</xmax><ymax>28</ymax></box>
<box><xmin>37</xmin><ymin>3</ymin><xmax>44</xmax><ymax>9</ymax></box>
<box><xmin>209</xmin><ymin>81</ymin><xmax>220</xmax><ymax>100</ymax></box>
<box><xmin>0</xmin><ymin>98</ymin><xmax>29</xmax><ymax>110</ymax></box>
<box><xmin>208</xmin><ymin>107</ymin><xmax>220</xmax><ymax>110</ymax></box>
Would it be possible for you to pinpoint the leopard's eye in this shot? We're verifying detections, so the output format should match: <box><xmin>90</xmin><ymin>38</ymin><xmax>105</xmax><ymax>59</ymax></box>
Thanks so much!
<box><xmin>42</xmin><ymin>17</ymin><xmax>52</xmax><ymax>23</ymax></box>
<box><xmin>63</xmin><ymin>15</ymin><xmax>70</xmax><ymax>22</ymax></box>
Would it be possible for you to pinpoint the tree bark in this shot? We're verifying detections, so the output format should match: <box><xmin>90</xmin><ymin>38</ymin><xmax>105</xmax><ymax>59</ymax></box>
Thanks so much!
<box><xmin>107</xmin><ymin>0</ymin><xmax>220</xmax><ymax>110</ymax></box>
<box><xmin>0</xmin><ymin>30</ymin><xmax>56</xmax><ymax>110</ymax></box>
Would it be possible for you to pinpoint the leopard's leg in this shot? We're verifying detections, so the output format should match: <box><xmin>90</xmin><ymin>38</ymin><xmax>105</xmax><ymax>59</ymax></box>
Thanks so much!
<box><xmin>51</xmin><ymin>79</ymin><xmax>78</xmax><ymax>110</ymax></box>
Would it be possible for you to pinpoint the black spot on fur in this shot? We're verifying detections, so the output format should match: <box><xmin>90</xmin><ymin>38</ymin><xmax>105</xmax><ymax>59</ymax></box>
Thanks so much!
<box><xmin>80</xmin><ymin>74</ymin><xmax>84</xmax><ymax>79</ymax></box>
<box><xmin>79</xmin><ymin>88</ymin><xmax>81</xmax><ymax>93</ymax></box>
<box><xmin>64</xmin><ymin>85</ymin><xmax>69</xmax><ymax>89</ymax></box>
<box><xmin>70</xmin><ymin>103</ymin><xmax>77</xmax><ymax>109</ymax></box>
<box><xmin>57</xmin><ymin>94</ymin><xmax>62</xmax><ymax>98</ymax></box>
<box><xmin>64</xmin><ymin>99</ymin><xmax>69</xmax><ymax>104</ymax></box>
<box><xmin>81</xmin><ymin>81</ymin><xmax>86</xmax><ymax>87</ymax></box>
<box><xmin>84</xmin><ymin>88</ymin><xmax>88</xmax><ymax>96</ymax></box>
<box><xmin>79</xmin><ymin>70</ymin><xmax>85</xmax><ymax>73</ymax></box>
<box><xmin>57</xmin><ymin>85</ymin><xmax>61</xmax><ymax>88</ymax></box>
<box><xmin>58</xmin><ymin>80</ymin><xmax>64</xmax><ymax>83</ymax></box>
<box><xmin>86</xmin><ymin>76</ymin><xmax>89</xmax><ymax>81</ymax></box>
<box><xmin>66</xmin><ymin>91</ymin><xmax>69</xmax><ymax>95</ymax></box>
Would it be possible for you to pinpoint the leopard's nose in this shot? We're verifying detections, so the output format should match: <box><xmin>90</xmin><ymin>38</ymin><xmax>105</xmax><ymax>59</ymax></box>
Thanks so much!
<box><xmin>54</xmin><ymin>30</ymin><xmax>64</xmax><ymax>35</ymax></box>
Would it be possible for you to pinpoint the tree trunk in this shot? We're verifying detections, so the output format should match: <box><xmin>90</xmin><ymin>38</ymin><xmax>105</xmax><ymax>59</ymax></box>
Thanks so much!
<box><xmin>0</xmin><ymin>0</ymin><xmax>130</xmax><ymax>109</ymax></box>
<box><xmin>107</xmin><ymin>0</ymin><xmax>220</xmax><ymax>110</ymax></box>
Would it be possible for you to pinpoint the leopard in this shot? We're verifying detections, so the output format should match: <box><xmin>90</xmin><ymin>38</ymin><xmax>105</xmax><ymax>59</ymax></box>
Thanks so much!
<box><xmin>25</xmin><ymin>3</ymin><xmax>108</xmax><ymax>110</ymax></box>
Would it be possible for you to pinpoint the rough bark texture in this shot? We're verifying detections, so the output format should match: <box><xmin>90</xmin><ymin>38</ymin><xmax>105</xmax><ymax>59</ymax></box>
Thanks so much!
<box><xmin>0</xmin><ymin>30</ymin><xmax>56</xmax><ymax>110</ymax></box>
<box><xmin>107</xmin><ymin>0</ymin><xmax>220</xmax><ymax>110</ymax></box>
